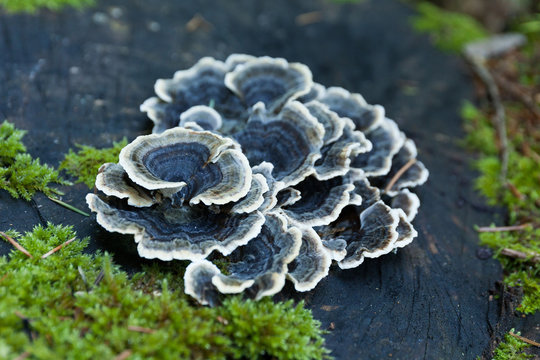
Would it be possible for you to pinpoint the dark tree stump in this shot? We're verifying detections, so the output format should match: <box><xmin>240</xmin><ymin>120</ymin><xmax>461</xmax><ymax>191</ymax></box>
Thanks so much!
<box><xmin>1</xmin><ymin>0</ymin><xmax>538</xmax><ymax>358</ymax></box>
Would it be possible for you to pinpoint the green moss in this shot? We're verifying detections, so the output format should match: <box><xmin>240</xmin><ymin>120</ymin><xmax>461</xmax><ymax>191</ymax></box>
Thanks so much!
<box><xmin>461</xmin><ymin>90</ymin><xmax>540</xmax><ymax>315</ymax></box>
<box><xmin>0</xmin><ymin>0</ymin><xmax>93</xmax><ymax>13</ymax></box>
<box><xmin>0</xmin><ymin>223</ymin><xmax>331</xmax><ymax>359</ymax></box>
<box><xmin>412</xmin><ymin>2</ymin><xmax>488</xmax><ymax>52</ymax></box>
<box><xmin>492</xmin><ymin>330</ymin><xmax>533</xmax><ymax>360</ymax></box>
<box><xmin>0</xmin><ymin>121</ymin><xmax>69</xmax><ymax>200</ymax></box>
<box><xmin>480</xmin><ymin>228</ymin><xmax>540</xmax><ymax>314</ymax></box>
<box><xmin>461</xmin><ymin>101</ymin><xmax>498</xmax><ymax>156</ymax></box>
<box><xmin>475</xmin><ymin>153</ymin><xmax>540</xmax><ymax>222</ymax></box>
<box><xmin>60</xmin><ymin>138</ymin><xmax>128</xmax><ymax>189</ymax></box>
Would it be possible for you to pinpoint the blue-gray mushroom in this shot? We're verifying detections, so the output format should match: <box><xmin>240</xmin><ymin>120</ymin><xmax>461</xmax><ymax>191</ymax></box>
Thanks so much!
<box><xmin>88</xmin><ymin>54</ymin><xmax>429</xmax><ymax>304</ymax></box>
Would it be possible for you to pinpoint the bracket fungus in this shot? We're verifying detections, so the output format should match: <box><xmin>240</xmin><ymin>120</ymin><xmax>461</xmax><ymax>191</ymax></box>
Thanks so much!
<box><xmin>87</xmin><ymin>54</ymin><xmax>429</xmax><ymax>305</ymax></box>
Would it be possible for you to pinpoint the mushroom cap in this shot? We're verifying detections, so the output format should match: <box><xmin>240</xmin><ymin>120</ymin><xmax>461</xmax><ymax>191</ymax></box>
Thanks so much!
<box><xmin>233</xmin><ymin>101</ymin><xmax>324</xmax><ymax>187</ymax></box>
<box><xmin>390</xmin><ymin>189</ymin><xmax>420</xmax><ymax>222</ymax></box>
<box><xmin>314</xmin><ymin>200</ymin><xmax>401</xmax><ymax>270</ymax></box>
<box><xmin>313</xmin><ymin>117</ymin><xmax>372</xmax><ymax>181</ymax></box>
<box><xmin>225</xmin><ymin>56</ymin><xmax>313</xmax><ymax>113</ymax></box>
<box><xmin>393</xmin><ymin>208</ymin><xmax>418</xmax><ymax>249</ymax></box>
<box><xmin>351</xmin><ymin>118</ymin><xmax>405</xmax><ymax>177</ymax></box>
<box><xmin>184</xmin><ymin>212</ymin><xmax>302</xmax><ymax>300</ymax></box>
<box><xmin>321</xmin><ymin>238</ymin><xmax>348</xmax><ymax>262</ymax></box>
<box><xmin>86</xmin><ymin>194</ymin><xmax>265</xmax><ymax>261</ymax></box>
<box><xmin>95</xmin><ymin>163</ymin><xmax>155</xmax><ymax>207</ymax></box>
<box><xmin>141</xmin><ymin>57</ymin><xmax>246</xmax><ymax>134</ymax></box>
<box><xmin>251</xmin><ymin>161</ymin><xmax>286</xmax><ymax>213</ymax></box>
<box><xmin>305</xmin><ymin>101</ymin><xmax>346</xmax><ymax>145</ymax></box>
<box><xmin>230</xmin><ymin>173</ymin><xmax>269</xmax><ymax>214</ymax></box>
<box><xmin>378</xmin><ymin>138</ymin><xmax>429</xmax><ymax>196</ymax></box>
<box><xmin>337</xmin><ymin>201</ymin><xmax>401</xmax><ymax>269</ymax></box>
<box><xmin>298</xmin><ymin>83</ymin><xmax>326</xmax><ymax>103</ymax></box>
<box><xmin>349</xmin><ymin>176</ymin><xmax>381</xmax><ymax>212</ymax></box>
<box><xmin>92</xmin><ymin>54</ymin><xmax>431</xmax><ymax>302</ymax></box>
<box><xmin>275</xmin><ymin>187</ymin><xmax>302</xmax><ymax>208</ymax></box>
<box><xmin>318</xmin><ymin>87</ymin><xmax>385</xmax><ymax>133</ymax></box>
<box><xmin>184</xmin><ymin>260</ymin><xmax>221</xmax><ymax>306</ymax></box>
<box><xmin>287</xmin><ymin>227</ymin><xmax>331</xmax><ymax>292</ymax></box>
<box><xmin>224</xmin><ymin>53</ymin><xmax>257</xmax><ymax>71</ymax></box>
<box><xmin>281</xmin><ymin>176</ymin><xmax>354</xmax><ymax>227</ymax></box>
<box><xmin>119</xmin><ymin>127</ymin><xmax>252</xmax><ymax>206</ymax></box>
<box><xmin>179</xmin><ymin>105</ymin><xmax>223</xmax><ymax>131</ymax></box>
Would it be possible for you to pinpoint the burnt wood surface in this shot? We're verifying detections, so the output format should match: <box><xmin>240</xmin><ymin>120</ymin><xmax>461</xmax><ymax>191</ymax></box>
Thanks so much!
<box><xmin>1</xmin><ymin>0</ymin><xmax>538</xmax><ymax>358</ymax></box>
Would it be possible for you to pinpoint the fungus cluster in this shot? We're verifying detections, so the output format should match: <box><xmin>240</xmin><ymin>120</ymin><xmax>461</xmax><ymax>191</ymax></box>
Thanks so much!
<box><xmin>86</xmin><ymin>55</ymin><xmax>429</xmax><ymax>305</ymax></box>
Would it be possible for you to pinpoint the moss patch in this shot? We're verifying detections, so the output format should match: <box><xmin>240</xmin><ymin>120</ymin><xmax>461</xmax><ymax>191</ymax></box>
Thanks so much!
<box><xmin>491</xmin><ymin>330</ymin><xmax>533</xmax><ymax>360</ymax></box>
<box><xmin>0</xmin><ymin>0</ymin><xmax>93</xmax><ymax>13</ymax></box>
<box><xmin>449</xmin><ymin>6</ymin><xmax>540</xmax><ymax>353</ymax></box>
<box><xmin>60</xmin><ymin>139</ymin><xmax>128</xmax><ymax>189</ymax></box>
<box><xmin>463</xmin><ymin>98</ymin><xmax>540</xmax><ymax>315</ymax></box>
<box><xmin>0</xmin><ymin>121</ymin><xmax>68</xmax><ymax>200</ymax></box>
<box><xmin>412</xmin><ymin>2</ymin><xmax>488</xmax><ymax>52</ymax></box>
<box><xmin>0</xmin><ymin>223</ymin><xmax>330</xmax><ymax>359</ymax></box>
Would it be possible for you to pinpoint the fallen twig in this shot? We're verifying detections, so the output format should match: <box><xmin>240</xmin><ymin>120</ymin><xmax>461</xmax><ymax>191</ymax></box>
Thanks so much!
<box><xmin>500</xmin><ymin>248</ymin><xmax>540</xmax><ymax>263</ymax></box>
<box><xmin>476</xmin><ymin>223</ymin><xmax>531</xmax><ymax>232</ymax></box>
<box><xmin>14</xmin><ymin>311</ymin><xmax>28</xmax><ymax>320</ymax></box>
<box><xmin>14</xmin><ymin>352</ymin><xmax>31</xmax><ymax>360</ymax></box>
<box><xmin>185</xmin><ymin>14</ymin><xmax>212</xmax><ymax>32</ymax></box>
<box><xmin>94</xmin><ymin>269</ymin><xmax>105</xmax><ymax>287</ymax></box>
<box><xmin>384</xmin><ymin>158</ymin><xmax>416</xmax><ymax>193</ymax></box>
<box><xmin>463</xmin><ymin>35</ymin><xmax>524</xmax><ymax>184</ymax></box>
<box><xmin>492</xmin><ymin>72</ymin><xmax>540</xmax><ymax>121</ymax></box>
<box><xmin>506</xmin><ymin>182</ymin><xmax>525</xmax><ymax>201</ymax></box>
<box><xmin>114</xmin><ymin>349</ymin><xmax>133</xmax><ymax>360</ymax></box>
<box><xmin>41</xmin><ymin>237</ymin><xmax>76</xmax><ymax>259</ymax></box>
<box><xmin>0</xmin><ymin>231</ymin><xmax>33</xmax><ymax>258</ymax></box>
<box><xmin>48</xmin><ymin>197</ymin><xmax>90</xmax><ymax>217</ymax></box>
<box><xmin>128</xmin><ymin>325</ymin><xmax>155</xmax><ymax>334</ymax></box>
<box><xmin>509</xmin><ymin>331</ymin><xmax>540</xmax><ymax>347</ymax></box>
<box><xmin>295</xmin><ymin>11</ymin><xmax>323</xmax><ymax>26</ymax></box>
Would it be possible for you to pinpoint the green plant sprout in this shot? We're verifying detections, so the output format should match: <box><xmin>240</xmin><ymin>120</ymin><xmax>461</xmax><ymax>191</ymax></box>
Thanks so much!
<box><xmin>60</xmin><ymin>138</ymin><xmax>128</xmax><ymax>189</ymax></box>
<box><xmin>0</xmin><ymin>121</ymin><xmax>69</xmax><ymax>201</ymax></box>
<box><xmin>491</xmin><ymin>330</ymin><xmax>533</xmax><ymax>360</ymax></box>
<box><xmin>412</xmin><ymin>2</ymin><xmax>488</xmax><ymax>52</ymax></box>
<box><xmin>0</xmin><ymin>223</ymin><xmax>331</xmax><ymax>359</ymax></box>
<box><xmin>0</xmin><ymin>0</ymin><xmax>93</xmax><ymax>13</ymax></box>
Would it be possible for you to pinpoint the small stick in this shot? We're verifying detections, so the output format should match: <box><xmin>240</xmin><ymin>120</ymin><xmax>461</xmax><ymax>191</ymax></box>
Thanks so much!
<box><xmin>94</xmin><ymin>269</ymin><xmax>105</xmax><ymax>287</ymax></box>
<box><xmin>509</xmin><ymin>331</ymin><xmax>540</xmax><ymax>347</ymax></box>
<box><xmin>0</xmin><ymin>231</ymin><xmax>33</xmax><ymax>258</ymax></box>
<box><xmin>41</xmin><ymin>237</ymin><xmax>76</xmax><ymax>259</ymax></box>
<box><xmin>14</xmin><ymin>352</ymin><xmax>31</xmax><ymax>360</ymax></box>
<box><xmin>15</xmin><ymin>311</ymin><xmax>28</xmax><ymax>320</ymax></box>
<box><xmin>463</xmin><ymin>35</ymin><xmax>525</xmax><ymax>184</ymax></box>
<box><xmin>296</xmin><ymin>11</ymin><xmax>323</xmax><ymax>26</ymax></box>
<box><xmin>492</xmin><ymin>72</ymin><xmax>540</xmax><ymax>120</ymax></box>
<box><xmin>128</xmin><ymin>325</ymin><xmax>155</xmax><ymax>334</ymax></box>
<box><xmin>114</xmin><ymin>349</ymin><xmax>133</xmax><ymax>360</ymax></box>
<box><xmin>506</xmin><ymin>182</ymin><xmax>525</xmax><ymax>201</ymax></box>
<box><xmin>185</xmin><ymin>14</ymin><xmax>212</xmax><ymax>32</ymax></box>
<box><xmin>500</xmin><ymin>248</ymin><xmax>540</xmax><ymax>263</ymax></box>
<box><xmin>47</xmin><ymin>197</ymin><xmax>90</xmax><ymax>217</ymax></box>
<box><xmin>384</xmin><ymin>159</ymin><xmax>416</xmax><ymax>193</ymax></box>
<box><xmin>476</xmin><ymin>223</ymin><xmax>531</xmax><ymax>232</ymax></box>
